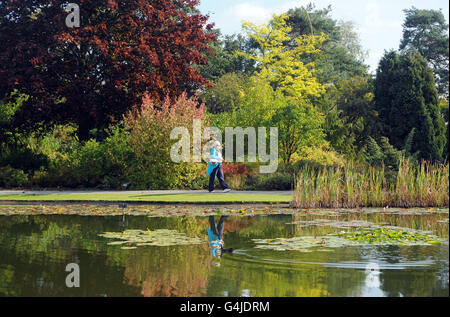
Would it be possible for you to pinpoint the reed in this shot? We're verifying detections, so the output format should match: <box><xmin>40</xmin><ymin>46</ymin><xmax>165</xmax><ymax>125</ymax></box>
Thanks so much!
<box><xmin>293</xmin><ymin>159</ymin><xmax>449</xmax><ymax>208</ymax></box>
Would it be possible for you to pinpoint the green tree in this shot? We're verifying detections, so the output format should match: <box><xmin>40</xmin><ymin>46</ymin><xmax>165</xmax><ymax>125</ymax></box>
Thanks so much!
<box><xmin>272</xmin><ymin>101</ymin><xmax>325</xmax><ymax>163</ymax></box>
<box><xmin>201</xmin><ymin>73</ymin><xmax>244</xmax><ymax>114</ymax></box>
<box><xmin>237</xmin><ymin>14</ymin><xmax>326</xmax><ymax>102</ymax></box>
<box><xmin>199</xmin><ymin>31</ymin><xmax>255</xmax><ymax>81</ymax></box>
<box><xmin>400</xmin><ymin>7</ymin><xmax>449</xmax><ymax>97</ymax></box>
<box><xmin>0</xmin><ymin>90</ymin><xmax>29</xmax><ymax>146</ymax></box>
<box><xmin>285</xmin><ymin>5</ymin><xmax>368</xmax><ymax>83</ymax></box>
<box><xmin>375</xmin><ymin>50</ymin><xmax>446</xmax><ymax>161</ymax></box>
<box><xmin>440</xmin><ymin>99</ymin><xmax>449</xmax><ymax>161</ymax></box>
<box><xmin>317</xmin><ymin>76</ymin><xmax>379</xmax><ymax>157</ymax></box>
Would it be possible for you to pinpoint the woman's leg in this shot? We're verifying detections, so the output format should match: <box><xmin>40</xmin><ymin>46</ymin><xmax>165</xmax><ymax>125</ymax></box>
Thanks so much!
<box><xmin>209</xmin><ymin>216</ymin><xmax>219</xmax><ymax>236</ymax></box>
<box><xmin>209</xmin><ymin>166</ymin><xmax>219</xmax><ymax>192</ymax></box>
<box><xmin>217</xmin><ymin>216</ymin><xmax>229</xmax><ymax>240</ymax></box>
<box><xmin>216</xmin><ymin>164</ymin><xmax>229</xmax><ymax>190</ymax></box>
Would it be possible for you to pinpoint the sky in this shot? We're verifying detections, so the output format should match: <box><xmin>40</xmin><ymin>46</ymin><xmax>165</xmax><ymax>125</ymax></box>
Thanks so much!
<box><xmin>197</xmin><ymin>0</ymin><xmax>449</xmax><ymax>73</ymax></box>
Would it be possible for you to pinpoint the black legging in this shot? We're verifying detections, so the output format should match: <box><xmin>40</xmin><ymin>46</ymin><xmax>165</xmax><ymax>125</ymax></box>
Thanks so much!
<box><xmin>209</xmin><ymin>163</ymin><xmax>229</xmax><ymax>192</ymax></box>
<box><xmin>209</xmin><ymin>216</ymin><xmax>228</xmax><ymax>240</ymax></box>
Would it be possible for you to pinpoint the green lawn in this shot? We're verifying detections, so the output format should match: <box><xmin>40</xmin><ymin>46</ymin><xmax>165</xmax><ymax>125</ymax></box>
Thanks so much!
<box><xmin>0</xmin><ymin>193</ymin><xmax>292</xmax><ymax>204</ymax></box>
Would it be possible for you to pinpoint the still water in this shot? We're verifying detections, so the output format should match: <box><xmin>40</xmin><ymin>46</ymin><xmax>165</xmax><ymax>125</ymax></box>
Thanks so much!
<box><xmin>0</xmin><ymin>210</ymin><xmax>448</xmax><ymax>297</ymax></box>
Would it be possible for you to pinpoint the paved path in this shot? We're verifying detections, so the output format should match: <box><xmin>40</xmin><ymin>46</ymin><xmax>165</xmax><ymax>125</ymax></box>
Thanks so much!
<box><xmin>0</xmin><ymin>190</ymin><xmax>293</xmax><ymax>195</ymax></box>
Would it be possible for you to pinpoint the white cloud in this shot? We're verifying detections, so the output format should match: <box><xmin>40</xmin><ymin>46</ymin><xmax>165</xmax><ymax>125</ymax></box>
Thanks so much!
<box><xmin>229</xmin><ymin>2</ymin><xmax>272</xmax><ymax>25</ymax></box>
<box><xmin>228</xmin><ymin>0</ymin><xmax>312</xmax><ymax>26</ymax></box>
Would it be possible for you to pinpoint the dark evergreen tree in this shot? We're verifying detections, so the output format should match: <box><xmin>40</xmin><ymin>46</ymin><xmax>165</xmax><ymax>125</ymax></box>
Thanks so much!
<box><xmin>400</xmin><ymin>7</ymin><xmax>449</xmax><ymax>97</ymax></box>
<box><xmin>375</xmin><ymin>50</ymin><xmax>446</xmax><ymax>161</ymax></box>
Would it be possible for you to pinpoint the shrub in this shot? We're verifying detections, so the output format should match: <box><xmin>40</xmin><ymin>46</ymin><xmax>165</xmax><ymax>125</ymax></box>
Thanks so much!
<box><xmin>250</xmin><ymin>173</ymin><xmax>294</xmax><ymax>190</ymax></box>
<box><xmin>124</xmin><ymin>93</ymin><xmax>208</xmax><ymax>189</ymax></box>
<box><xmin>222</xmin><ymin>163</ymin><xmax>250</xmax><ymax>177</ymax></box>
<box><xmin>0</xmin><ymin>165</ymin><xmax>28</xmax><ymax>188</ymax></box>
<box><xmin>30</xmin><ymin>125</ymin><xmax>134</xmax><ymax>189</ymax></box>
<box><xmin>0</xmin><ymin>147</ymin><xmax>49</xmax><ymax>173</ymax></box>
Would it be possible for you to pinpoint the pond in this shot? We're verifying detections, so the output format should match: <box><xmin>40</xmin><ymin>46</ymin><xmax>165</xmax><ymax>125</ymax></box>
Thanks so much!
<box><xmin>0</xmin><ymin>206</ymin><xmax>448</xmax><ymax>297</ymax></box>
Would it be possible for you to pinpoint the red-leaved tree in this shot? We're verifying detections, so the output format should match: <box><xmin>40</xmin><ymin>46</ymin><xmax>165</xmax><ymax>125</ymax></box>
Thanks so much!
<box><xmin>0</xmin><ymin>0</ymin><xmax>215</xmax><ymax>139</ymax></box>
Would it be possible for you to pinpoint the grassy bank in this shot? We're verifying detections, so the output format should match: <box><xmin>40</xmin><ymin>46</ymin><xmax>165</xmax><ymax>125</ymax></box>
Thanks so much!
<box><xmin>293</xmin><ymin>160</ymin><xmax>449</xmax><ymax>208</ymax></box>
<box><xmin>0</xmin><ymin>192</ymin><xmax>292</xmax><ymax>204</ymax></box>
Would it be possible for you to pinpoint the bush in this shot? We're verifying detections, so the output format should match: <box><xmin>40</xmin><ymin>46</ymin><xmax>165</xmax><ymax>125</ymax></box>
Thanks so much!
<box><xmin>249</xmin><ymin>173</ymin><xmax>294</xmax><ymax>190</ymax></box>
<box><xmin>30</xmin><ymin>125</ymin><xmax>134</xmax><ymax>189</ymax></box>
<box><xmin>0</xmin><ymin>147</ymin><xmax>49</xmax><ymax>173</ymax></box>
<box><xmin>0</xmin><ymin>165</ymin><xmax>28</xmax><ymax>188</ymax></box>
<box><xmin>124</xmin><ymin>93</ymin><xmax>207</xmax><ymax>189</ymax></box>
<box><xmin>222</xmin><ymin>163</ymin><xmax>250</xmax><ymax>177</ymax></box>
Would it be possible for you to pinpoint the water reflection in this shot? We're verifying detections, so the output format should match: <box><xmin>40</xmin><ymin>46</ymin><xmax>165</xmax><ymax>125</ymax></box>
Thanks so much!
<box><xmin>0</xmin><ymin>210</ymin><xmax>448</xmax><ymax>297</ymax></box>
<box><xmin>207</xmin><ymin>216</ymin><xmax>233</xmax><ymax>259</ymax></box>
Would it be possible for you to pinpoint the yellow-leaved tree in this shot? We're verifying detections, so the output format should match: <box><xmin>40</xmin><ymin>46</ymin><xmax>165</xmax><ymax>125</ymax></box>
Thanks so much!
<box><xmin>237</xmin><ymin>14</ymin><xmax>326</xmax><ymax>101</ymax></box>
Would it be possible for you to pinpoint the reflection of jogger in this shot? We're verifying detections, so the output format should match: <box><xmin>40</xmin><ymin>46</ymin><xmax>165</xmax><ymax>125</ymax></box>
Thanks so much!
<box><xmin>207</xmin><ymin>216</ymin><xmax>233</xmax><ymax>258</ymax></box>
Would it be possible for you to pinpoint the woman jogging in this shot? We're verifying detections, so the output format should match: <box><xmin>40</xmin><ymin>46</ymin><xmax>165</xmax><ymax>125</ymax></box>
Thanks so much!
<box><xmin>206</xmin><ymin>140</ymin><xmax>231</xmax><ymax>193</ymax></box>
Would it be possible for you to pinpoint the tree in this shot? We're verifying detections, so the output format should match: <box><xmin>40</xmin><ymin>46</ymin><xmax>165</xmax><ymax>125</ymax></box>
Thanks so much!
<box><xmin>362</xmin><ymin>137</ymin><xmax>402</xmax><ymax>168</ymax></box>
<box><xmin>272</xmin><ymin>101</ymin><xmax>325</xmax><ymax>164</ymax></box>
<box><xmin>375</xmin><ymin>50</ymin><xmax>446</xmax><ymax>161</ymax></box>
<box><xmin>440</xmin><ymin>99</ymin><xmax>449</xmax><ymax>161</ymax></box>
<box><xmin>0</xmin><ymin>0</ymin><xmax>215</xmax><ymax>139</ymax></box>
<box><xmin>400</xmin><ymin>7</ymin><xmax>449</xmax><ymax>97</ymax></box>
<box><xmin>285</xmin><ymin>5</ymin><xmax>368</xmax><ymax>83</ymax></box>
<box><xmin>199</xmin><ymin>31</ymin><xmax>255</xmax><ymax>81</ymax></box>
<box><xmin>237</xmin><ymin>14</ymin><xmax>326</xmax><ymax>102</ymax></box>
<box><xmin>201</xmin><ymin>73</ymin><xmax>244</xmax><ymax>114</ymax></box>
<box><xmin>316</xmin><ymin>76</ymin><xmax>378</xmax><ymax>157</ymax></box>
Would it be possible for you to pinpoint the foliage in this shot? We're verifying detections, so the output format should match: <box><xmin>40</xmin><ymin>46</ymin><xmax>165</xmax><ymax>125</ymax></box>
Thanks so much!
<box><xmin>362</xmin><ymin>137</ymin><xmax>403</xmax><ymax>169</ymax></box>
<box><xmin>238</xmin><ymin>14</ymin><xmax>326</xmax><ymax>101</ymax></box>
<box><xmin>0</xmin><ymin>0</ymin><xmax>215</xmax><ymax>139</ymax></box>
<box><xmin>290</xmin><ymin>147</ymin><xmax>345</xmax><ymax>168</ymax></box>
<box><xmin>222</xmin><ymin>163</ymin><xmax>250</xmax><ymax>177</ymax></box>
<box><xmin>253</xmin><ymin>228</ymin><xmax>444</xmax><ymax>251</ymax></box>
<box><xmin>375</xmin><ymin>50</ymin><xmax>446</xmax><ymax>161</ymax></box>
<box><xmin>316</xmin><ymin>76</ymin><xmax>379</xmax><ymax>158</ymax></box>
<box><xmin>293</xmin><ymin>159</ymin><xmax>449</xmax><ymax>208</ymax></box>
<box><xmin>99</xmin><ymin>229</ymin><xmax>205</xmax><ymax>249</ymax></box>
<box><xmin>0</xmin><ymin>90</ymin><xmax>29</xmax><ymax>145</ymax></box>
<box><xmin>199</xmin><ymin>31</ymin><xmax>256</xmax><ymax>81</ymax></box>
<box><xmin>249</xmin><ymin>173</ymin><xmax>294</xmax><ymax>191</ymax></box>
<box><xmin>124</xmin><ymin>93</ymin><xmax>206</xmax><ymax>189</ymax></box>
<box><xmin>0</xmin><ymin>165</ymin><xmax>28</xmax><ymax>188</ymax></box>
<box><xmin>337</xmin><ymin>228</ymin><xmax>444</xmax><ymax>245</ymax></box>
<box><xmin>29</xmin><ymin>125</ymin><xmax>134</xmax><ymax>189</ymax></box>
<box><xmin>441</xmin><ymin>99</ymin><xmax>449</xmax><ymax>161</ymax></box>
<box><xmin>400</xmin><ymin>7</ymin><xmax>449</xmax><ymax>97</ymax></box>
<box><xmin>285</xmin><ymin>5</ymin><xmax>368</xmax><ymax>83</ymax></box>
<box><xmin>201</xmin><ymin>73</ymin><xmax>244</xmax><ymax>114</ymax></box>
<box><xmin>271</xmin><ymin>101</ymin><xmax>325</xmax><ymax>163</ymax></box>
<box><xmin>0</xmin><ymin>146</ymin><xmax>49</xmax><ymax>174</ymax></box>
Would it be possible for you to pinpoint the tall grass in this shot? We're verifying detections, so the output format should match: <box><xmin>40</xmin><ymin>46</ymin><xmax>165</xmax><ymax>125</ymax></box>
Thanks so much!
<box><xmin>293</xmin><ymin>159</ymin><xmax>449</xmax><ymax>208</ymax></box>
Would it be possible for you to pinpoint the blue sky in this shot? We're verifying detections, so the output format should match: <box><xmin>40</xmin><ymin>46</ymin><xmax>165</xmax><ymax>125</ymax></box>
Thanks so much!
<box><xmin>198</xmin><ymin>0</ymin><xmax>449</xmax><ymax>73</ymax></box>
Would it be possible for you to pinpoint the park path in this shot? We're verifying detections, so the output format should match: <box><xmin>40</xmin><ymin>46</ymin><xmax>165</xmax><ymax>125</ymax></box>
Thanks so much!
<box><xmin>0</xmin><ymin>189</ymin><xmax>293</xmax><ymax>195</ymax></box>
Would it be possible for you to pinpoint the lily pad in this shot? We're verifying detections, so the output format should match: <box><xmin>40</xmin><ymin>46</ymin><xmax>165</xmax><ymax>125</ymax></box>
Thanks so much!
<box><xmin>252</xmin><ymin>228</ymin><xmax>445</xmax><ymax>252</ymax></box>
<box><xmin>336</xmin><ymin>228</ymin><xmax>445</xmax><ymax>245</ymax></box>
<box><xmin>99</xmin><ymin>229</ymin><xmax>206</xmax><ymax>248</ymax></box>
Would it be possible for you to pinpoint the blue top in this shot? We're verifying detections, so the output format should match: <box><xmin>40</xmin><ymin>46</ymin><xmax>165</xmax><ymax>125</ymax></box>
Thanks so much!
<box><xmin>206</xmin><ymin>148</ymin><xmax>222</xmax><ymax>177</ymax></box>
<box><xmin>207</xmin><ymin>227</ymin><xmax>222</xmax><ymax>257</ymax></box>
